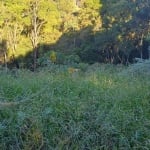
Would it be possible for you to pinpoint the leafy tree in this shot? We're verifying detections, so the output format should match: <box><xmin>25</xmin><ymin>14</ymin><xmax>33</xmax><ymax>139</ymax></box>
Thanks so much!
<box><xmin>23</xmin><ymin>0</ymin><xmax>60</xmax><ymax>71</ymax></box>
<box><xmin>0</xmin><ymin>0</ymin><xmax>25</xmax><ymax>63</ymax></box>
<box><xmin>77</xmin><ymin>0</ymin><xmax>102</xmax><ymax>31</ymax></box>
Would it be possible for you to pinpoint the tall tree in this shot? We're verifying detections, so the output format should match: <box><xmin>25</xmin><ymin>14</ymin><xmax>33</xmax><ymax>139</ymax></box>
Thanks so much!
<box><xmin>0</xmin><ymin>0</ymin><xmax>25</xmax><ymax>58</ymax></box>
<box><xmin>23</xmin><ymin>0</ymin><xmax>59</xmax><ymax>71</ymax></box>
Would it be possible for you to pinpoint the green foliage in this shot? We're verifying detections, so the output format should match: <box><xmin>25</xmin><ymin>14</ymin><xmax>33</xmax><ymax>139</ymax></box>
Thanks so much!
<box><xmin>0</xmin><ymin>65</ymin><xmax>150</xmax><ymax>149</ymax></box>
<box><xmin>65</xmin><ymin>54</ymin><xmax>81</xmax><ymax>64</ymax></box>
<box><xmin>77</xmin><ymin>0</ymin><xmax>102</xmax><ymax>30</ymax></box>
<box><xmin>120</xmin><ymin>59</ymin><xmax>150</xmax><ymax>76</ymax></box>
<box><xmin>50</xmin><ymin>51</ymin><xmax>57</xmax><ymax>63</ymax></box>
<box><xmin>0</xmin><ymin>0</ymin><xmax>150</xmax><ymax>67</ymax></box>
<box><xmin>55</xmin><ymin>52</ymin><xmax>66</xmax><ymax>64</ymax></box>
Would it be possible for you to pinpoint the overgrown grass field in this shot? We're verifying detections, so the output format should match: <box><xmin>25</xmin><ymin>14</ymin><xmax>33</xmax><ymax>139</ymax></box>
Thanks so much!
<box><xmin>0</xmin><ymin>63</ymin><xmax>150</xmax><ymax>149</ymax></box>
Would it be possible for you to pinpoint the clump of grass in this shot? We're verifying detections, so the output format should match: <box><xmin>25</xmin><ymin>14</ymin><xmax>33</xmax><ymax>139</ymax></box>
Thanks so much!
<box><xmin>0</xmin><ymin>63</ymin><xmax>150</xmax><ymax>149</ymax></box>
<box><xmin>120</xmin><ymin>59</ymin><xmax>150</xmax><ymax>76</ymax></box>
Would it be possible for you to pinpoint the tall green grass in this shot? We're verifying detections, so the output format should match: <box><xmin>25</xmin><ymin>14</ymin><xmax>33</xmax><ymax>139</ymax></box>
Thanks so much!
<box><xmin>0</xmin><ymin>63</ymin><xmax>150</xmax><ymax>149</ymax></box>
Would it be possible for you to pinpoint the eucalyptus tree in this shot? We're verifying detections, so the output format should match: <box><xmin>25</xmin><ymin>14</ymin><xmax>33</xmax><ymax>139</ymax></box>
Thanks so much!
<box><xmin>0</xmin><ymin>0</ymin><xmax>25</xmax><ymax>64</ymax></box>
<box><xmin>23</xmin><ymin>0</ymin><xmax>60</xmax><ymax>71</ymax></box>
<box><xmin>132</xmin><ymin>0</ymin><xmax>150</xmax><ymax>58</ymax></box>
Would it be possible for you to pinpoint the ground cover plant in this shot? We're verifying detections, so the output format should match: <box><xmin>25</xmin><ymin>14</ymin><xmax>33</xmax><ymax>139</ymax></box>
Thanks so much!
<box><xmin>0</xmin><ymin>63</ymin><xmax>150</xmax><ymax>149</ymax></box>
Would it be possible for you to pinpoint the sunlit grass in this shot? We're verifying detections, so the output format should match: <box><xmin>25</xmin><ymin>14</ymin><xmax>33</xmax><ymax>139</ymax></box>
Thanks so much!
<box><xmin>0</xmin><ymin>63</ymin><xmax>150</xmax><ymax>149</ymax></box>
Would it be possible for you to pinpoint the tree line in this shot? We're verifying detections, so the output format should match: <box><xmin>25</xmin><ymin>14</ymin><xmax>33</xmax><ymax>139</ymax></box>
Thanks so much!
<box><xmin>0</xmin><ymin>0</ymin><xmax>150</xmax><ymax>70</ymax></box>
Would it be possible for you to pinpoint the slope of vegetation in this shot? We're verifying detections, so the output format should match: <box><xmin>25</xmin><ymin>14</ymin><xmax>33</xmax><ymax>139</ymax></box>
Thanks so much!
<box><xmin>0</xmin><ymin>63</ymin><xmax>150</xmax><ymax>149</ymax></box>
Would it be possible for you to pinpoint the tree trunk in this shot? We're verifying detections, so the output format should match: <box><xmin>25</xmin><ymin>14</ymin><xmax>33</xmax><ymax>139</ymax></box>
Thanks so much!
<box><xmin>33</xmin><ymin>47</ymin><xmax>37</xmax><ymax>71</ymax></box>
<box><xmin>148</xmin><ymin>46</ymin><xmax>150</xmax><ymax>59</ymax></box>
<box><xmin>4</xmin><ymin>52</ymin><xmax>7</xmax><ymax>72</ymax></box>
<box><xmin>140</xmin><ymin>48</ymin><xmax>143</xmax><ymax>59</ymax></box>
<box><xmin>139</xmin><ymin>33</ymin><xmax>144</xmax><ymax>59</ymax></box>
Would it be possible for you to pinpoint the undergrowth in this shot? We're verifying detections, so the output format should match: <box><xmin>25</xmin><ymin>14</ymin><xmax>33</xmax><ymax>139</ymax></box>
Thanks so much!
<box><xmin>0</xmin><ymin>63</ymin><xmax>150</xmax><ymax>149</ymax></box>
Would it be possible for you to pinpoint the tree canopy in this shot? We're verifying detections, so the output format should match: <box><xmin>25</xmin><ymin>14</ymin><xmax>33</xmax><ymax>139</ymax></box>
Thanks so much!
<box><xmin>0</xmin><ymin>0</ymin><xmax>150</xmax><ymax>69</ymax></box>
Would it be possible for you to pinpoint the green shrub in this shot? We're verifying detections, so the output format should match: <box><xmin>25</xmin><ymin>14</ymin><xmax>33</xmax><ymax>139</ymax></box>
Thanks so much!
<box><xmin>50</xmin><ymin>51</ymin><xmax>57</xmax><ymax>63</ymax></box>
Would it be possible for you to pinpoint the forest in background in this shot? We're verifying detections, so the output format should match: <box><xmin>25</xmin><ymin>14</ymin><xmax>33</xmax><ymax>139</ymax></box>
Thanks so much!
<box><xmin>0</xmin><ymin>0</ymin><xmax>150</xmax><ymax>71</ymax></box>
